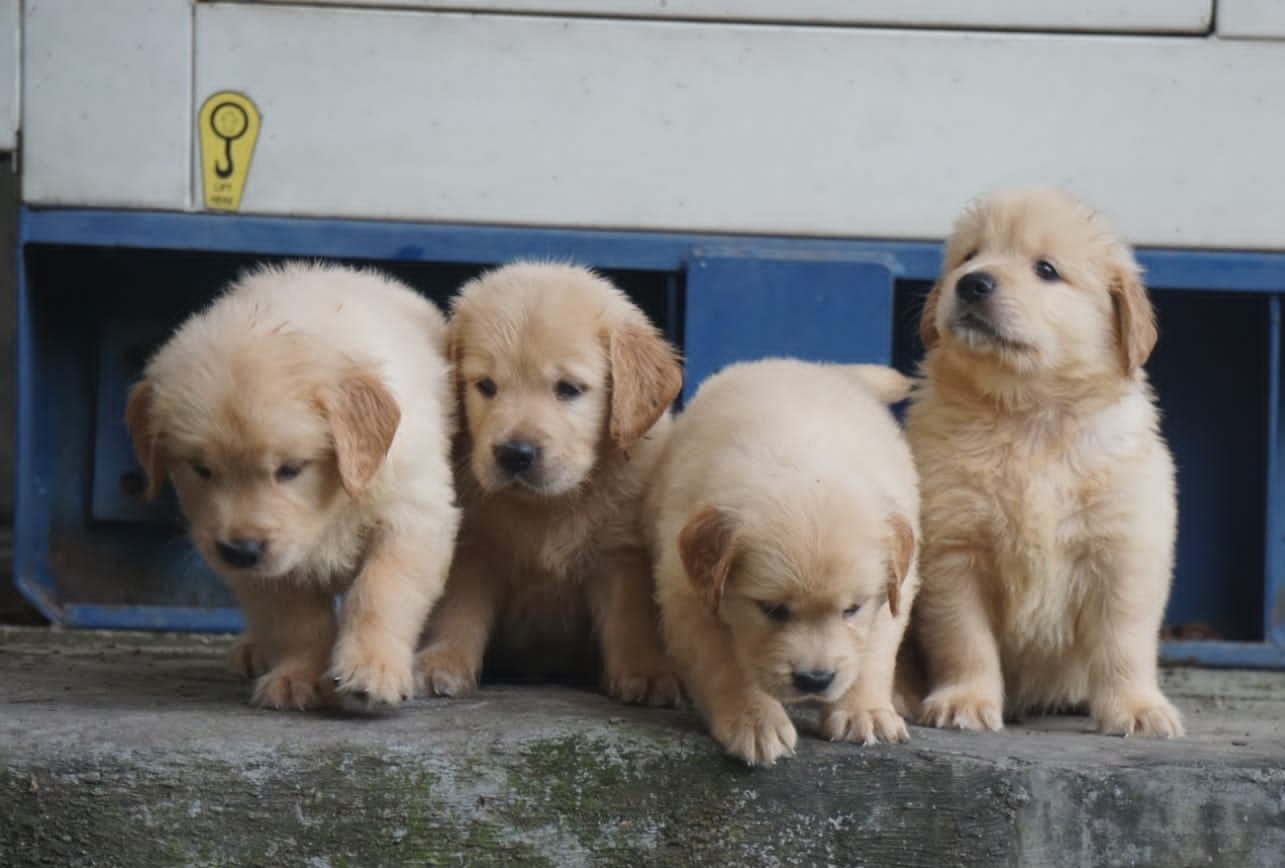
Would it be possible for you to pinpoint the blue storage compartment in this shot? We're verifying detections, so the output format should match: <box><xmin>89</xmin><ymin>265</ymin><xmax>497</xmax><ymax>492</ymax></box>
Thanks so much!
<box><xmin>14</xmin><ymin>209</ymin><xmax>1285</xmax><ymax>669</ymax></box>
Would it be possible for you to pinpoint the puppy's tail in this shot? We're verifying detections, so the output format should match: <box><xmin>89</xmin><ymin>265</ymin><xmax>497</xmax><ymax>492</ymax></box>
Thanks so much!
<box><xmin>840</xmin><ymin>364</ymin><xmax>913</xmax><ymax>404</ymax></box>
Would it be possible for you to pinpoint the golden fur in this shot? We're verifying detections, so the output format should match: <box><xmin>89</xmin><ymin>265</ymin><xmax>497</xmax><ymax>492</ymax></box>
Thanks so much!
<box><xmin>647</xmin><ymin>359</ymin><xmax>920</xmax><ymax>765</ymax></box>
<box><xmin>126</xmin><ymin>262</ymin><xmax>458</xmax><ymax>710</ymax></box>
<box><xmin>906</xmin><ymin>188</ymin><xmax>1183</xmax><ymax>737</ymax></box>
<box><xmin>416</xmin><ymin>262</ymin><xmax>684</xmax><ymax>705</ymax></box>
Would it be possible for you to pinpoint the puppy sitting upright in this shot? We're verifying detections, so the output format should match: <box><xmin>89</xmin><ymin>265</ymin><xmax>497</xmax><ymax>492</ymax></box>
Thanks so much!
<box><xmin>126</xmin><ymin>262</ymin><xmax>458</xmax><ymax>710</ymax></box>
<box><xmin>908</xmin><ymin>188</ymin><xmax>1182</xmax><ymax>737</ymax></box>
<box><xmin>648</xmin><ymin>359</ymin><xmax>919</xmax><ymax>766</ymax></box>
<box><xmin>417</xmin><ymin>262</ymin><xmax>683</xmax><ymax>706</ymax></box>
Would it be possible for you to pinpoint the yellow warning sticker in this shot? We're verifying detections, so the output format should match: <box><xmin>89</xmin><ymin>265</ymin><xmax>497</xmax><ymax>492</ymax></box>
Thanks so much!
<box><xmin>198</xmin><ymin>91</ymin><xmax>261</xmax><ymax>212</ymax></box>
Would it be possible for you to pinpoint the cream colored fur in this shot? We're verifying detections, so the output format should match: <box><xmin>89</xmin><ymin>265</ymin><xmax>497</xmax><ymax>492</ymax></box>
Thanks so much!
<box><xmin>416</xmin><ymin>262</ymin><xmax>684</xmax><ymax>707</ymax></box>
<box><xmin>647</xmin><ymin>359</ymin><xmax>920</xmax><ymax>765</ymax></box>
<box><xmin>907</xmin><ymin>188</ymin><xmax>1183</xmax><ymax>737</ymax></box>
<box><xmin>126</xmin><ymin>262</ymin><xmax>458</xmax><ymax>711</ymax></box>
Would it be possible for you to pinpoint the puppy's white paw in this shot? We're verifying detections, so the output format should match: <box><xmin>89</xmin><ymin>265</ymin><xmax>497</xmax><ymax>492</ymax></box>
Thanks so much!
<box><xmin>820</xmin><ymin>704</ymin><xmax>909</xmax><ymax>745</ymax></box>
<box><xmin>920</xmin><ymin>683</ymin><xmax>1004</xmax><ymax>732</ymax></box>
<box><xmin>228</xmin><ymin>634</ymin><xmax>266</xmax><ymax>679</ymax></box>
<box><xmin>251</xmin><ymin>660</ymin><xmax>333</xmax><ymax>711</ymax></box>
<box><xmin>607</xmin><ymin>669</ymin><xmax>684</xmax><ymax>709</ymax></box>
<box><xmin>1094</xmin><ymin>693</ymin><xmax>1184</xmax><ymax>738</ymax></box>
<box><xmin>415</xmin><ymin>644</ymin><xmax>480</xmax><ymax>698</ymax></box>
<box><xmin>710</xmin><ymin>697</ymin><xmax>798</xmax><ymax>766</ymax></box>
<box><xmin>330</xmin><ymin>633</ymin><xmax>415</xmax><ymax>709</ymax></box>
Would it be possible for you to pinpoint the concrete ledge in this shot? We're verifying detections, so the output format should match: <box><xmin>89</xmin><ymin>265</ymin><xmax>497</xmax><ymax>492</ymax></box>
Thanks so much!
<box><xmin>2</xmin><ymin>627</ymin><xmax>1283</xmax><ymax>867</ymax></box>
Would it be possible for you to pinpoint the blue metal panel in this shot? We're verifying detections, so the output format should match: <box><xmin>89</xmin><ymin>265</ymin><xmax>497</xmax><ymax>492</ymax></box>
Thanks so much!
<box><xmin>62</xmin><ymin>604</ymin><xmax>242</xmax><ymax>633</ymax></box>
<box><xmin>20</xmin><ymin>208</ymin><xmax>1285</xmax><ymax>291</ymax></box>
<box><xmin>1269</xmin><ymin>296</ymin><xmax>1285</xmax><ymax>647</ymax></box>
<box><xmin>1148</xmin><ymin>293</ymin><xmax>1270</xmax><ymax>641</ymax></box>
<box><xmin>14</xmin><ymin>207</ymin><xmax>1285</xmax><ymax>666</ymax></box>
<box><xmin>12</xmin><ymin>225</ymin><xmax>56</xmax><ymax>622</ymax></box>
<box><xmin>91</xmin><ymin>321</ymin><xmax>183</xmax><ymax>523</ymax></box>
<box><xmin>21</xmin><ymin>208</ymin><xmax>938</xmax><ymax>276</ymax></box>
<box><xmin>1162</xmin><ymin>641</ymin><xmax>1285</xmax><ymax>670</ymax></box>
<box><xmin>683</xmin><ymin>255</ymin><xmax>895</xmax><ymax>400</ymax></box>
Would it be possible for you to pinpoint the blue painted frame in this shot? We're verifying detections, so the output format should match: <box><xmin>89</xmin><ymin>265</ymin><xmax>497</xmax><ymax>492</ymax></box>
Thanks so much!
<box><xmin>15</xmin><ymin>207</ymin><xmax>1285</xmax><ymax>669</ymax></box>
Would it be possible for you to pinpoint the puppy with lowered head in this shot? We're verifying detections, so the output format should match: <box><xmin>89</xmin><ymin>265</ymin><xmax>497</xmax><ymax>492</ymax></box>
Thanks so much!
<box><xmin>126</xmin><ymin>262</ymin><xmax>458</xmax><ymax>710</ymax></box>
<box><xmin>417</xmin><ymin>262</ymin><xmax>683</xmax><ymax>705</ymax></box>
<box><xmin>648</xmin><ymin>359</ymin><xmax>919</xmax><ymax>766</ymax></box>
<box><xmin>908</xmin><ymin>187</ymin><xmax>1182</xmax><ymax>737</ymax></box>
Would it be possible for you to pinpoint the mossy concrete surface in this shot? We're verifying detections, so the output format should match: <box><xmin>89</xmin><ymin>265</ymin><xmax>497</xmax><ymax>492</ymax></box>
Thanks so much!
<box><xmin>1</xmin><ymin>627</ymin><xmax>1283</xmax><ymax>867</ymax></box>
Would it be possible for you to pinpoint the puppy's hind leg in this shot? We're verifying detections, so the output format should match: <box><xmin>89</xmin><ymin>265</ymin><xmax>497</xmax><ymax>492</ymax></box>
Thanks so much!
<box><xmin>228</xmin><ymin>633</ymin><xmax>266</xmax><ymax>679</ymax></box>
<box><xmin>416</xmin><ymin>547</ymin><xmax>497</xmax><ymax>698</ymax></box>
<box><xmin>592</xmin><ymin>547</ymin><xmax>684</xmax><ymax>708</ymax></box>
<box><xmin>231</xmin><ymin>581</ymin><xmax>338</xmax><ymax>711</ymax></box>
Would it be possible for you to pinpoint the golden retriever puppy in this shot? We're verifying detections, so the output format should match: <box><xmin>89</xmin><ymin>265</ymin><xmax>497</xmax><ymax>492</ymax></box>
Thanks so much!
<box><xmin>416</xmin><ymin>262</ymin><xmax>684</xmax><ymax>706</ymax></box>
<box><xmin>907</xmin><ymin>187</ymin><xmax>1182</xmax><ymax>737</ymax></box>
<box><xmin>647</xmin><ymin>359</ymin><xmax>919</xmax><ymax>766</ymax></box>
<box><xmin>126</xmin><ymin>262</ymin><xmax>458</xmax><ymax>711</ymax></box>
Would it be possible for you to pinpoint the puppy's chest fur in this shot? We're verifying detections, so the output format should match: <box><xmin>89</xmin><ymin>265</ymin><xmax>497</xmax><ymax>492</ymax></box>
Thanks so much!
<box><xmin>467</xmin><ymin>493</ymin><xmax>633</xmax><ymax>583</ymax></box>
<box><xmin>921</xmin><ymin>391</ymin><xmax>1156</xmax><ymax>653</ymax></box>
<box><xmin>457</xmin><ymin>454</ymin><xmax>648</xmax><ymax>638</ymax></box>
<box><xmin>293</xmin><ymin>505</ymin><xmax>374</xmax><ymax>590</ymax></box>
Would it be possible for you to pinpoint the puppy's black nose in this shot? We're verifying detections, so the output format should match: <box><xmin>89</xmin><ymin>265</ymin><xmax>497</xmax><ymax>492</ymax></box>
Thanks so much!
<box><xmin>792</xmin><ymin>669</ymin><xmax>836</xmax><ymax>695</ymax></box>
<box><xmin>216</xmin><ymin>538</ymin><xmax>266</xmax><ymax>569</ymax></box>
<box><xmin>956</xmin><ymin>271</ymin><xmax>997</xmax><ymax>303</ymax></box>
<box><xmin>494</xmin><ymin>440</ymin><xmax>539</xmax><ymax>476</ymax></box>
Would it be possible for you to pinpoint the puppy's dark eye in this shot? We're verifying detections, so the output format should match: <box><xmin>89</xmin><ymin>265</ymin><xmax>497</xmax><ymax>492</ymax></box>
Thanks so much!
<box><xmin>842</xmin><ymin>603</ymin><xmax>862</xmax><ymax>619</ymax></box>
<box><xmin>1034</xmin><ymin>259</ymin><xmax>1061</xmax><ymax>282</ymax></box>
<box><xmin>275</xmin><ymin>462</ymin><xmax>307</xmax><ymax>483</ymax></box>
<box><xmin>191</xmin><ymin>462</ymin><xmax>212</xmax><ymax>480</ymax></box>
<box><xmin>757</xmin><ymin>601</ymin><xmax>791</xmax><ymax>622</ymax></box>
<box><xmin>554</xmin><ymin>380</ymin><xmax>583</xmax><ymax>401</ymax></box>
<box><xmin>962</xmin><ymin>248</ymin><xmax>979</xmax><ymax>263</ymax></box>
<box><xmin>475</xmin><ymin>378</ymin><xmax>497</xmax><ymax>398</ymax></box>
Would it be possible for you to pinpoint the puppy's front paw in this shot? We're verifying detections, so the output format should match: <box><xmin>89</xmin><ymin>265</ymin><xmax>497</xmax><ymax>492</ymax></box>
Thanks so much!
<box><xmin>607</xmin><ymin>669</ymin><xmax>684</xmax><ymax>709</ymax></box>
<box><xmin>820</xmin><ymin>704</ymin><xmax>909</xmax><ymax>745</ymax></box>
<box><xmin>229</xmin><ymin>634</ymin><xmax>266</xmax><ymax>679</ymax></box>
<box><xmin>330</xmin><ymin>633</ymin><xmax>415</xmax><ymax>709</ymax></box>
<box><xmin>1094</xmin><ymin>693</ymin><xmax>1184</xmax><ymax>738</ymax></box>
<box><xmin>920</xmin><ymin>683</ymin><xmax>1004</xmax><ymax>732</ymax></box>
<box><xmin>415</xmin><ymin>643</ymin><xmax>479</xmax><ymax>698</ymax></box>
<box><xmin>251</xmin><ymin>660</ymin><xmax>334</xmax><ymax>711</ymax></box>
<box><xmin>710</xmin><ymin>697</ymin><xmax>798</xmax><ymax>766</ymax></box>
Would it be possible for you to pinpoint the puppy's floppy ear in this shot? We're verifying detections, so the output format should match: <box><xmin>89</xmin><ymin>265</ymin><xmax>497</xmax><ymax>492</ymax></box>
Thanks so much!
<box><xmin>1109</xmin><ymin>252</ymin><xmax>1157</xmax><ymax>374</ymax></box>
<box><xmin>678</xmin><ymin>505</ymin><xmax>738</xmax><ymax>612</ymax></box>
<box><xmin>444</xmin><ymin>325</ymin><xmax>466</xmax><ymax>407</ymax></box>
<box><xmin>607</xmin><ymin>316</ymin><xmax>683</xmax><ymax>452</ymax></box>
<box><xmin>919</xmin><ymin>282</ymin><xmax>943</xmax><ymax>351</ymax></box>
<box><xmin>320</xmin><ymin>368</ymin><xmax>401</xmax><ymax>499</ymax></box>
<box><xmin>124</xmin><ymin>381</ymin><xmax>166</xmax><ymax>500</ymax></box>
<box><xmin>885</xmin><ymin>513</ymin><xmax>916</xmax><ymax>618</ymax></box>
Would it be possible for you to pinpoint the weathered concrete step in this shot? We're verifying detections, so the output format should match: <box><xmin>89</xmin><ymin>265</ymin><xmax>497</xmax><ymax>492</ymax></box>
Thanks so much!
<box><xmin>1</xmin><ymin>627</ymin><xmax>1283</xmax><ymax>867</ymax></box>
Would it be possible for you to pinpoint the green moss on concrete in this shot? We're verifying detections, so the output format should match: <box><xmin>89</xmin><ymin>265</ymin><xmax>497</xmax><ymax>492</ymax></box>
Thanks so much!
<box><xmin>4</xmin><ymin>630</ymin><xmax>1285</xmax><ymax>867</ymax></box>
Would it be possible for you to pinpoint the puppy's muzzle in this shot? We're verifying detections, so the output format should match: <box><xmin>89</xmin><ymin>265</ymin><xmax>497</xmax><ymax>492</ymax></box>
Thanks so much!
<box><xmin>216</xmin><ymin>538</ymin><xmax>267</xmax><ymax>569</ymax></box>
<box><xmin>791</xmin><ymin>668</ymin><xmax>836</xmax><ymax>695</ymax></box>
<box><xmin>956</xmin><ymin>270</ymin><xmax>997</xmax><ymax>305</ymax></box>
<box><xmin>493</xmin><ymin>440</ymin><xmax>540</xmax><ymax>478</ymax></box>
<box><xmin>952</xmin><ymin>270</ymin><xmax>1015</xmax><ymax>344</ymax></box>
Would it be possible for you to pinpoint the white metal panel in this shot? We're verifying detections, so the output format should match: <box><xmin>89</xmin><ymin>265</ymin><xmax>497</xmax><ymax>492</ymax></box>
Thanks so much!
<box><xmin>1217</xmin><ymin>0</ymin><xmax>1285</xmax><ymax>38</ymax></box>
<box><xmin>23</xmin><ymin>0</ymin><xmax>191</xmax><ymax>208</ymax></box>
<box><xmin>196</xmin><ymin>6</ymin><xmax>1285</xmax><ymax>249</ymax></box>
<box><xmin>0</xmin><ymin>0</ymin><xmax>18</xmax><ymax>152</ymax></box>
<box><xmin>261</xmin><ymin>0</ymin><xmax>1214</xmax><ymax>34</ymax></box>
